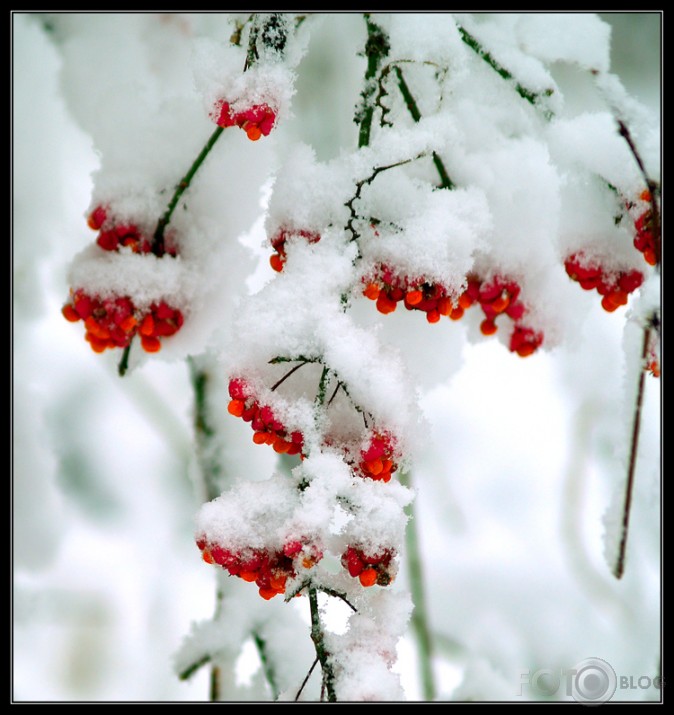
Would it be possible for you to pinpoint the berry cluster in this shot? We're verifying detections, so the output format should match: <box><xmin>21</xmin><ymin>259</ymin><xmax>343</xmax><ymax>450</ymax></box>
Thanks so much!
<box><xmin>269</xmin><ymin>228</ymin><xmax>321</xmax><ymax>272</ymax></box>
<box><xmin>212</xmin><ymin>100</ymin><xmax>276</xmax><ymax>141</ymax></box>
<box><xmin>564</xmin><ymin>252</ymin><xmax>644</xmax><ymax>313</ymax></box>
<box><xmin>633</xmin><ymin>197</ymin><xmax>657</xmax><ymax>267</ymax></box>
<box><xmin>355</xmin><ymin>431</ymin><xmax>400</xmax><ymax>483</ymax></box>
<box><xmin>363</xmin><ymin>267</ymin><xmax>544</xmax><ymax>357</ymax></box>
<box><xmin>62</xmin><ymin>289</ymin><xmax>184</xmax><ymax>354</ymax></box>
<box><xmin>227</xmin><ymin>378</ymin><xmax>305</xmax><ymax>455</ymax></box>
<box><xmin>87</xmin><ymin>205</ymin><xmax>177</xmax><ymax>257</ymax></box>
<box><xmin>197</xmin><ymin>537</ymin><xmax>322</xmax><ymax>600</ymax></box>
<box><xmin>341</xmin><ymin>546</ymin><xmax>395</xmax><ymax>587</ymax></box>
<box><xmin>363</xmin><ymin>265</ymin><xmax>452</xmax><ymax>323</ymax></box>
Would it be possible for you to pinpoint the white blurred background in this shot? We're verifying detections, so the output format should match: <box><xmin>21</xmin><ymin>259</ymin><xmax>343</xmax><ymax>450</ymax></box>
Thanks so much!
<box><xmin>12</xmin><ymin>12</ymin><xmax>661</xmax><ymax>702</ymax></box>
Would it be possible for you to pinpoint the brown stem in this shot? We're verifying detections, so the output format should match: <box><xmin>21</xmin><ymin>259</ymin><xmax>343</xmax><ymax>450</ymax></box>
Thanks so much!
<box><xmin>613</xmin><ymin>325</ymin><xmax>651</xmax><ymax>579</ymax></box>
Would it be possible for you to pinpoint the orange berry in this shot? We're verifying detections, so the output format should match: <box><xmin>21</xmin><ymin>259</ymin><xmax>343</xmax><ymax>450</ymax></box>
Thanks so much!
<box><xmin>239</xmin><ymin>570</ymin><xmax>258</xmax><ymax>583</ymax></box>
<box><xmin>480</xmin><ymin>319</ymin><xmax>498</xmax><ymax>336</ymax></box>
<box><xmin>644</xmin><ymin>248</ymin><xmax>657</xmax><ymax>266</ymax></box>
<box><xmin>202</xmin><ymin>549</ymin><xmax>214</xmax><ymax>565</ymax></box>
<box><xmin>648</xmin><ymin>360</ymin><xmax>660</xmax><ymax>378</ymax></box>
<box><xmin>269</xmin><ymin>253</ymin><xmax>284</xmax><ymax>272</ymax></box>
<box><xmin>258</xmin><ymin>586</ymin><xmax>277</xmax><ymax>600</ymax></box>
<box><xmin>359</xmin><ymin>569</ymin><xmax>378</xmax><ymax>587</ymax></box>
<box><xmin>366</xmin><ymin>458</ymin><xmax>384</xmax><ymax>476</ymax></box>
<box><xmin>491</xmin><ymin>293</ymin><xmax>510</xmax><ymax>314</ymax></box>
<box><xmin>86</xmin><ymin>334</ymin><xmax>108</xmax><ymax>353</ymax></box>
<box><xmin>458</xmin><ymin>292</ymin><xmax>473</xmax><ymax>310</ymax></box>
<box><xmin>363</xmin><ymin>283</ymin><xmax>380</xmax><ymax>300</ymax></box>
<box><xmin>252</xmin><ymin>431</ymin><xmax>268</xmax><ymax>444</ymax></box>
<box><xmin>405</xmin><ymin>289</ymin><xmax>423</xmax><ymax>306</ymax></box>
<box><xmin>437</xmin><ymin>296</ymin><xmax>451</xmax><ymax>316</ymax></box>
<box><xmin>600</xmin><ymin>295</ymin><xmax>620</xmax><ymax>312</ymax></box>
<box><xmin>140</xmin><ymin>314</ymin><xmax>155</xmax><ymax>336</ymax></box>
<box><xmin>120</xmin><ymin>315</ymin><xmax>137</xmax><ymax>333</ymax></box>
<box><xmin>426</xmin><ymin>309</ymin><xmax>440</xmax><ymax>324</ymax></box>
<box><xmin>245</xmin><ymin>124</ymin><xmax>262</xmax><ymax>141</ymax></box>
<box><xmin>269</xmin><ymin>572</ymin><xmax>287</xmax><ymax>591</ymax></box>
<box><xmin>273</xmin><ymin>437</ymin><xmax>291</xmax><ymax>453</ymax></box>
<box><xmin>140</xmin><ymin>334</ymin><xmax>161</xmax><ymax>353</ymax></box>
<box><xmin>228</xmin><ymin>399</ymin><xmax>245</xmax><ymax>417</ymax></box>
<box><xmin>449</xmin><ymin>306</ymin><xmax>464</xmax><ymax>321</ymax></box>
<box><xmin>376</xmin><ymin>292</ymin><xmax>397</xmax><ymax>315</ymax></box>
<box><xmin>516</xmin><ymin>344</ymin><xmax>537</xmax><ymax>358</ymax></box>
<box><xmin>640</xmin><ymin>189</ymin><xmax>652</xmax><ymax>202</ymax></box>
<box><xmin>62</xmin><ymin>304</ymin><xmax>80</xmax><ymax>322</ymax></box>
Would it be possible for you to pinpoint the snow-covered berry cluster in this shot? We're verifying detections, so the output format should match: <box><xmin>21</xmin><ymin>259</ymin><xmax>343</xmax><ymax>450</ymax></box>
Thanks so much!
<box><xmin>197</xmin><ymin>536</ymin><xmax>322</xmax><ymax>600</ymax></box>
<box><xmin>632</xmin><ymin>191</ymin><xmax>658</xmax><ymax>267</ymax></box>
<box><xmin>269</xmin><ymin>228</ymin><xmax>321</xmax><ymax>272</ymax></box>
<box><xmin>341</xmin><ymin>546</ymin><xmax>395</xmax><ymax>587</ymax></box>
<box><xmin>62</xmin><ymin>290</ymin><xmax>183</xmax><ymax>354</ymax></box>
<box><xmin>227</xmin><ymin>377</ymin><xmax>305</xmax><ymax>455</ymax></box>
<box><xmin>355</xmin><ymin>431</ymin><xmax>400</xmax><ymax>483</ymax></box>
<box><xmin>363</xmin><ymin>267</ymin><xmax>544</xmax><ymax>357</ymax></box>
<box><xmin>564</xmin><ymin>252</ymin><xmax>644</xmax><ymax>313</ymax></box>
<box><xmin>62</xmin><ymin>208</ymin><xmax>185</xmax><ymax>355</ymax></box>
<box><xmin>211</xmin><ymin>100</ymin><xmax>277</xmax><ymax>141</ymax></box>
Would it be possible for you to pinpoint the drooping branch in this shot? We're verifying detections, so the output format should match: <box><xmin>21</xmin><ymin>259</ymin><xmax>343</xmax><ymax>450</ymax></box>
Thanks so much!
<box><xmin>457</xmin><ymin>24</ymin><xmax>554</xmax><ymax>119</ymax></box>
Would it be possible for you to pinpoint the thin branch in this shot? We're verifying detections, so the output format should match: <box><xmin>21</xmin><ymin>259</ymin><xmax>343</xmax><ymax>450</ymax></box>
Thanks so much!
<box><xmin>152</xmin><ymin>126</ymin><xmax>225</xmax><ymax>255</ymax></box>
<box><xmin>178</xmin><ymin>653</ymin><xmax>211</xmax><ymax>681</ymax></box>
<box><xmin>457</xmin><ymin>24</ymin><xmax>554</xmax><ymax>119</ymax></box>
<box><xmin>319</xmin><ymin>587</ymin><xmax>358</xmax><ymax>612</ymax></box>
<box><xmin>613</xmin><ymin>325</ymin><xmax>652</xmax><ymax>579</ymax></box>
<box><xmin>327</xmin><ymin>381</ymin><xmax>342</xmax><ymax>407</ymax></box>
<box><xmin>270</xmin><ymin>360</ymin><xmax>309</xmax><ymax>392</ymax></box>
<box><xmin>295</xmin><ymin>657</ymin><xmax>319</xmax><ymax>701</ymax></box>
<box><xmin>309</xmin><ymin>587</ymin><xmax>337</xmax><ymax>702</ymax></box>
<box><xmin>345</xmin><ymin>156</ymin><xmax>422</xmax><ymax>242</ymax></box>
<box><xmin>393</xmin><ymin>66</ymin><xmax>454</xmax><ymax>190</ymax></box>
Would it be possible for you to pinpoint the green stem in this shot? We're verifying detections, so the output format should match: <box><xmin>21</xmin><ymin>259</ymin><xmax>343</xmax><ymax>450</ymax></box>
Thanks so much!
<box><xmin>118</xmin><ymin>342</ymin><xmax>132</xmax><ymax>377</ymax></box>
<box><xmin>357</xmin><ymin>14</ymin><xmax>390</xmax><ymax>148</ymax></box>
<box><xmin>393</xmin><ymin>66</ymin><xmax>454</xmax><ymax>190</ymax></box>
<box><xmin>613</xmin><ymin>326</ymin><xmax>651</xmax><ymax>579</ymax></box>
<box><xmin>399</xmin><ymin>470</ymin><xmax>436</xmax><ymax>700</ymax></box>
<box><xmin>153</xmin><ymin>126</ymin><xmax>225</xmax><ymax>254</ymax></box>
<box><xmin>295</xmin><ymin>657</ymin><xmax>319</xmax><ymax>701</ymax></box>
<box><xmin>457</xmin><ymin>25</ymin><xmax>554</xmax><ymax>119</ymax></box>
<box><xmin>308</xmin><ymin>587</ymin><xmax>337</xmax><ymax>702</ymax></box>
<box><xmin>315</xmin><ymin>365</ymin><xmax>331</xmax><ymax>407</ymax></box>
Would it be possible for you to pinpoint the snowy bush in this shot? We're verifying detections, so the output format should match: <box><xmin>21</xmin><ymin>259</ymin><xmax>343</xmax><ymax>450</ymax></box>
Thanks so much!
<box><xmin>13</xmin><ymin>12</ymin><xmax>660</xmax><ymax>703</ymax></box>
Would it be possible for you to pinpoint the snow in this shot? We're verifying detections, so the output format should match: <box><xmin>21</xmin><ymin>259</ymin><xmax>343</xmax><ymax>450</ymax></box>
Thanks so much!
<box><xmin>13</xmin><ymin>11</ymin><xmax>660</xmax><ymax>704</ymax></box>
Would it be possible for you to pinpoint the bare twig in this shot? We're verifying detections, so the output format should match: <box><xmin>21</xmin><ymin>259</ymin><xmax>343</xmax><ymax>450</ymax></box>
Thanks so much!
<box><xmin>613</xmin><ymin>324</ymin><xmax>652</xmax><ymax>579</ymax></box>
<box><xmin>295</xmin><ymin>657</ymin><xmax>319</xmax><ymax>701</ymax></box>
